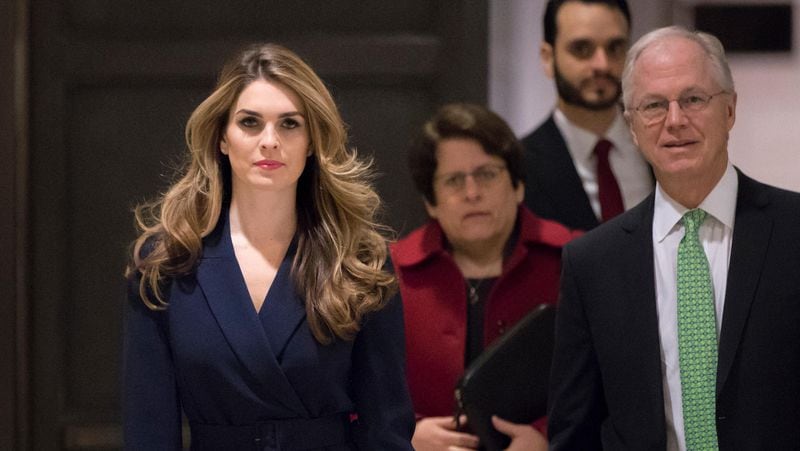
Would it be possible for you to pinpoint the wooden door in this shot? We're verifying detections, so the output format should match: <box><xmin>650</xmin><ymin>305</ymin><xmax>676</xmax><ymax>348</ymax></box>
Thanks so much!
<box><xmin>19</xmin><ymin>1</ymin><xmax>488</xmax><ymax>449</ymax></box>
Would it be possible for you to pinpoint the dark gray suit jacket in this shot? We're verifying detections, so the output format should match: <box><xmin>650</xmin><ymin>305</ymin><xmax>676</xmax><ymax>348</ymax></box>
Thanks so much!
<box><xmin>521</xmin><ymin>115</ymin><xmax>655</xmax><ymax>232</ymax></box>
<box><xmin>548</xmin><ymin>170</ymin><xmax>800</xmax><ymax>450</ymax></box>
<box><xmin>522</xmin><ymin>116</ymin><xmax>600</xmax><ymax>231</ymax></box>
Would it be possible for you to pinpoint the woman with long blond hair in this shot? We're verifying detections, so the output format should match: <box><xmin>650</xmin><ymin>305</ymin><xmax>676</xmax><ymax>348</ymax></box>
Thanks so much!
<box><xmin>123</xmin><ymin>43</ymin><xmax>414</xmax><ymax>450</ymax></box>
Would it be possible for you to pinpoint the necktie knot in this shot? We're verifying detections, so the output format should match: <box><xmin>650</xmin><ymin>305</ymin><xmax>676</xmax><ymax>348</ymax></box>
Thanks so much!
<box><xmin>683</xmin><ymin>209</ymin><xmax>707</xmax><ymax>237</ymax></box>
<box><xmin>593</xmin><ymin>139</ymin><xmax>613</xmax><ymax>159</ymax></box>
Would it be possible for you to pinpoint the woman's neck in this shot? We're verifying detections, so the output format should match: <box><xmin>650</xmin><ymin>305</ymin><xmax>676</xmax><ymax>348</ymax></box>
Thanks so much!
<box><xmin>228</xmin><ymin>189</ymin><xmax>297</xmax><ymax>245</ymax></box>
<box><xmin>451</xmin><ymin>239</ymin><xmax>505</xmax><ymax>279</ymax></box>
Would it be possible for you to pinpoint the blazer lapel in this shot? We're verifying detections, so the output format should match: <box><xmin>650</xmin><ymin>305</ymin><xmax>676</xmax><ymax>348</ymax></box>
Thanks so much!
<box><xmin>196</xmin><ymin>218</ymin><xmax>309</xmax><ymax>415</ymax></box>
<box><xmin>538</xmin><ymin>117</ymin><xmax>599</xmax><ymax>230</ymax></box>
<box><xmin>259</xmin><ymin>239</ymin><xmax>308</xmax><ymax>360</ymax></box>
<box><xmin>619</xmin><ymin>196</ymin><xmax>668</xmax><ymax>428</ymax></box>
<box><xmin>716</xmin><ymin>172</ymin><xmax>772</xmax><ymax>394</ymax></box>
<box><xmin>620</xmin><ymin>198</ymin><xmax>660</xmax><ymax>352</ymax></box>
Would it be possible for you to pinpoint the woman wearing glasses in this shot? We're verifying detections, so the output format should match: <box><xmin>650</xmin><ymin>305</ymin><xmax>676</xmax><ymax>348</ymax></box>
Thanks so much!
<box><xmin>390</xmin><ymin>103</ymin><xmax>580</xmax><ymax>450</ymax></box>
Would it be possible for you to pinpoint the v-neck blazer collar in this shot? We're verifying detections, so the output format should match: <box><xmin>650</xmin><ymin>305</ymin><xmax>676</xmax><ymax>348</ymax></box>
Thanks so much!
<box><xmin>195</xmin><ymin>213</ymin><xmax>310</xmax><ymax>416</ymax></box>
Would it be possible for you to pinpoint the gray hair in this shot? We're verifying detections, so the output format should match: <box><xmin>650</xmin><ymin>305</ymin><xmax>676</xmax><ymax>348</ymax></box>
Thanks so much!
<box><xmin>622</xmin><ymin>25</ymin><xmax>735</xmax><ymax>109</ymax></box>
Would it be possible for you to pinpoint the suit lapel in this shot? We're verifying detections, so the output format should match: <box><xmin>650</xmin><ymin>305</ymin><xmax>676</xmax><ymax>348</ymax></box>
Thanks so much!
<box><xmin>620</xmin><ymin>198</ymin><xmax>659</xmax><ymax>351</ymax></box>
<box><xmin>259</xmin><ymin>239</ymin><xmax>307</xmax><ymax>360</ymax></box>
<box><xmin>716</xmin><ymin>172</ymin><xmax>772</xmax><ymax>394</ymax></box>
<box><xmin>196</xmin><ymin>217</ymin><xmax>309</xmax><ymax>415</ymax></box>
<box><xmin>619</xmin><ymin>197</ymin><xmax>668</xmax><ymax>429</ymax></box>
<box><xmin>538</xmin><ymin>117</ymin><xmax>599</xmax><ymax>230</ymax></box>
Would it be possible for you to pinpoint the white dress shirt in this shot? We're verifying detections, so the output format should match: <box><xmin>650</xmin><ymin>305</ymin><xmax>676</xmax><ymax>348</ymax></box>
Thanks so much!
<box><xmin>553</xmin><ymin>108</ymin><xmax>653</xmax><ymax>220</ymax></box>
<box><xmin>652</xmin><ymin>163</ymin><xmax>738</xmax><ymax>451</ymax></box>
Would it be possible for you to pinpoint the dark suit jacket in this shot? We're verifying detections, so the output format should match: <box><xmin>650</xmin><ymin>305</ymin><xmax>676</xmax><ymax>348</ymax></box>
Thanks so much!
<box><xmin>123</xmin><ymin>214</ymin><xmax>415</xmax><ymax>450</ymax></box>
<box><xmin>522</xmin><ymin>115</ymin><xmax>600</xmax><ymax>231</ymax></box>
<box><xmin>548</xmin><ymin>170</ymin><xmax>800</xmax><ymax>450</ymax></box>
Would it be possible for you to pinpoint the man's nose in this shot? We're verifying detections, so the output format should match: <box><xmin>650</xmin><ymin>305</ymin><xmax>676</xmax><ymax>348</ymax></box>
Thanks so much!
<box><xmin>664</xmin><ymin>100</ymin><xmax>689</xmax><ymax>127</ymax></box>
<box><xmin>589</xmin><ymin>47</ymin><xmax>609</xmax><ymax>70</ymax></box>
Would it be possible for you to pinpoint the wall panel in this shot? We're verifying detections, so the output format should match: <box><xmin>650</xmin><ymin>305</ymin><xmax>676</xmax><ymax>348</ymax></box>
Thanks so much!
<box><xmin>26</xmin><ymin>1</ymin><xmax>488</xmax><ymax>449</ymax></box>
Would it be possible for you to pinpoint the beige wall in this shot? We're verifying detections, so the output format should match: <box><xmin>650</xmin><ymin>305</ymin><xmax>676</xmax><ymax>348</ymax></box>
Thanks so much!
<box><xmin>489</xmin><ymin>0</ymin><xmax>800</xmax><ymax>193</ymax></box>
<box><xmin>718</xmin><ymin>2</ymin><xmax>800</xmax><ymax>192</ymax></box>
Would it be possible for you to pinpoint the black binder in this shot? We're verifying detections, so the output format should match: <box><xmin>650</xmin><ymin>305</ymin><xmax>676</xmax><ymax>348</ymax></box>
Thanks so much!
<box><xmin>454</xmin><ymin>303</ymin><xmax>556</xmax><ymax>451</ymax></box>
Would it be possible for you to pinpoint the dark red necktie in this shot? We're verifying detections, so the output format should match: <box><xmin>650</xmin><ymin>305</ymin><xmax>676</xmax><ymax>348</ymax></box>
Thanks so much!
<box><xmin>594</xmin><ymin>139</ymin><xmax>624</xmax><ymax>222</ymax></box>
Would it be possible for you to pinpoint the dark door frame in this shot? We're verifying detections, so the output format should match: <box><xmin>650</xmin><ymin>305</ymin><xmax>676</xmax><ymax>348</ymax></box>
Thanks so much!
<box><xmin>0</xmin><ymin>0</ymin><xmax>31</xmax><ymax>449</ymax></box>
<box><xmin>12</xmin><ymin>1</ymin><xmax>488</xmax><ymax>449</ymax></box>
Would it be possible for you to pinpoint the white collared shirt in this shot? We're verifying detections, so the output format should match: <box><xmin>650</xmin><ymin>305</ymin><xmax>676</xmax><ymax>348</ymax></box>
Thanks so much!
<box><xmin>652</xmin><ymin>162</ymin><xmax>738</xmax><ymax>451</ymax></box>
<box><xmin>553</xmin><ymin>108</ymin><xmax>653</xmax><ymax>220</ymax></box>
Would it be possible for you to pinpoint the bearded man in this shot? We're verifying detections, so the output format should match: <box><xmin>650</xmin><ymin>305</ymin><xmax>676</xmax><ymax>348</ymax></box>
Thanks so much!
<box><xmin>522</xmin><ymin>0</ymin><xmax>653</xmax><ymax>231</ymax></box>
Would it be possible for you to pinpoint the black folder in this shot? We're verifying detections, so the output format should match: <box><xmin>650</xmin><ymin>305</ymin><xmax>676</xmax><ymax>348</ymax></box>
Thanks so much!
<box><xmin>454</xmin><ymin>303</ymin><xmax>556</xmax><ymax>451</ymax></box>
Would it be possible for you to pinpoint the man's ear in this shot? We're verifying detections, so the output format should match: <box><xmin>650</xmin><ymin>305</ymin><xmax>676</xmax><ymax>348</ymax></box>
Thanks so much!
<box><xmin>623</xmin><ymin>111</ymin><xmax>640</xmax><ymax>148</ymax></box>
<box><xmin>726</xmin><ymin>92</ymin><xmax>737</xmax><ymax>131</ymax></box>
<box><xmin>540</xmin><ymin>42</ymin><xmax>555</xmax><ymax>80</ymax></box>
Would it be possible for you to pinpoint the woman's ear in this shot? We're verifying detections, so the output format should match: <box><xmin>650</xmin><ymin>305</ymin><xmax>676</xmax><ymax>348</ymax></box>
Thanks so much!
<box><xmin>424</xmin><ymin>198</ymin><xmax>438</xmax><ymax>219</ymax></box>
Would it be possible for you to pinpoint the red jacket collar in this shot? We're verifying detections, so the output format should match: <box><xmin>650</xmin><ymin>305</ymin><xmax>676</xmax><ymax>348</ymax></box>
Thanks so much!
<box><xmin>391</xmin><ymin>206</ymin><xmax>580</xmax><ymax>269</ymax></box>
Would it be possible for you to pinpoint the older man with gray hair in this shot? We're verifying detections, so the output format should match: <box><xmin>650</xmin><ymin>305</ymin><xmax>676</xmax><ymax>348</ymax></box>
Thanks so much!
<box><xmin>548</xmin><ymin>25</ymin><xmax>800</xmax><ymax>450</ymax></box>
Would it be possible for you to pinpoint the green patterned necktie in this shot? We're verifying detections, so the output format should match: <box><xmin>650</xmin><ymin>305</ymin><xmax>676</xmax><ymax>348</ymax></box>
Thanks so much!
<box><xmin>677</xmin><ymin>209</ymin><xmax>719</xmax><ymax>450</ymax></box>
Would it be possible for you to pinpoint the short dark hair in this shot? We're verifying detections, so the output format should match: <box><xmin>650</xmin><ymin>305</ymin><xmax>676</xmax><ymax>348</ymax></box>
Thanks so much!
<box><xmin>408</xmin><ymin>103</ymin><xmax>525</xmax><ymax>205</ymax></box>
<box><xmin>543</xmin><ymin>0</ymin><xmax>631</xmax><ymax>45</ymax></box>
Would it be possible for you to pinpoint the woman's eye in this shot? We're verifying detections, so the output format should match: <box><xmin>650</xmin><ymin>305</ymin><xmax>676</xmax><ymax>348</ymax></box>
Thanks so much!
<box><xmin>282</xmin><ymin>118</ymin><xmax>300</xmax><ymax>129</ymax></box>
<box><xmin>239</xmin><ymin>117</ymin><xmax>259</xmax><ymax>128</ymax></box>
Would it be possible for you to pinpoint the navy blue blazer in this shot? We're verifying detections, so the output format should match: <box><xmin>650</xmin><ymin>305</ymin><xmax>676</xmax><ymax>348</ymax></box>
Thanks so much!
<box><xmin>123</xmin><ymin>214</ymin><xmax>415</xmax><ymax>450</ymax></box>
<box><xmin>548</xmin><ymin>170</ymin><xmax>800</xmax><ymax>449</ymax></box>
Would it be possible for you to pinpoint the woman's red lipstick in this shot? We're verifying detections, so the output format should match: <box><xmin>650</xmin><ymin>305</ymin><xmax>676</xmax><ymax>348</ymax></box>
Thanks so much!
<box><xmin>254</xmin><ymin>159</ymin><xmax>284</xmax><ymax>169</ymax></box>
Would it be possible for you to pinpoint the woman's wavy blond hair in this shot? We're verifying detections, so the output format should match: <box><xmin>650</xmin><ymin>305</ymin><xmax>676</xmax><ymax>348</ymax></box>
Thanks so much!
<box><xmin>127</xmin><ymin>43</ymin><xmax>395</xmax><ymax>343</ymax></box>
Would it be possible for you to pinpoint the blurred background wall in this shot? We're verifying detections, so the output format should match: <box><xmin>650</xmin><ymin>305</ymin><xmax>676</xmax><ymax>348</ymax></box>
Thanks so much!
<box><xmin>1</xmin><ymin>0</ymin><xmax>797</xmax><ymax>449</ymax></box>
<box><xmin>490</xmin><ymin>0</ymin><xmax>800</xmax><ymax>193</ymax></box>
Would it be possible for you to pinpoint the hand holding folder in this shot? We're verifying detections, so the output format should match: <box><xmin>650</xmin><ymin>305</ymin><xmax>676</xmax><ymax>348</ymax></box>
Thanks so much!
<box><xmin>454</xmin><ymin>304</ymin><xmax>556</xmax><ymax>451</ymax></box>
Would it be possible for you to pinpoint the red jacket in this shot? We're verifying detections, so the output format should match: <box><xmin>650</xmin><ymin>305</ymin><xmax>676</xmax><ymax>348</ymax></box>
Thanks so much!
<box><xmin>390</xmin><ymin>206</ymin><xmax>579</xmax><ymax>419</ymax></box>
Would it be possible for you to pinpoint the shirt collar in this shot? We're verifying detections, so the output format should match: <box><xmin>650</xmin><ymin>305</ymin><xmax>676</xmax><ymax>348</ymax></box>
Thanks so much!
<box><xmin>606</xmin><ymin>112</ymin><xmax>633</xmax><ymax>151</ymax></box>
<box><xmin>553</xmin><ymin>107</ymin><xmax>630</xmax><ymax>161</ymax></box>
<box><xmin>653</xmin><ymin>162</ymin><xmax>738</xmax><ymax>242</ymax></box>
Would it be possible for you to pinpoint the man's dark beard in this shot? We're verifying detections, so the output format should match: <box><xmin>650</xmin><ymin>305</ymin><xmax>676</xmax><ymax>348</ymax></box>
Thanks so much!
<box><xmin>554</xmin><ymin>61</ymin><xmax>622</xmax><ymax>111</ymax></box>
